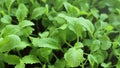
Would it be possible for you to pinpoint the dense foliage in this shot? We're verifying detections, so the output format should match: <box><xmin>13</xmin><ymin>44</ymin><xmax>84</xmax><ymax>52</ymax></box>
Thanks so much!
<box><xmin>0</xmin><ymin>0</ymin><xmax>120</xmax><ymax>68</ymax></box>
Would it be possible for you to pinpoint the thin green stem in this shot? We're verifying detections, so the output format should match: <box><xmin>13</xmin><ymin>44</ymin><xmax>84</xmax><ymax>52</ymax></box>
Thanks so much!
<box><xmin>84</xmin><ymin>53</ymin><xmax>89</xmax><ymax>55</ymax></box>
<box><xmin>77</xmin><ymin>36</ymin><xmax>79</xmax><ymax>42</ymax></box>
<box><xmin>65</xmin><ymin>41</ymin><xmax>73</xmax><ymax>47</ymax></box>
<box><xmin>8</xmin><ymin>6</ymin><xmax>11</xmax><ymax>15</ymax></box>
<box><xmin>80</xmin><ymin>63</ymin><xmax>84</xmax><ymax>68</ymax></box>
<box><xmin>53</xmin><ymin>53</ymin><xmax>59</xmax><ymax>60</ymax></box>
<box><xmin>83</xmin><ymin>59</ymin><xmax>88</xmax><ymax>66</ymax></box>
<box><xmin>39</xmin><ymin>61</ymin><xmax>43</xmax><ymax>66</ymax></box>
<box><xmin>17</xmin><ymin>50</ymin><xmax>22</xmax><ymax>58</ymax></box>
<box><xmin>82</xmin><ymin>65</ymin><xmax>84</xmax><ymax>68</ymax></box>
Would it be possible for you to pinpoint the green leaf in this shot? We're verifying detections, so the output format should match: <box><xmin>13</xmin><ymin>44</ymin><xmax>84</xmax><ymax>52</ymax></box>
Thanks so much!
<box><xmin>88</xmin><ymin>50</ymin><xmax>108</xmax><ymax>66</ymax></box>
<box><xmin>83</xmin><ymin>39</ymin><xmax>93</xmax><ymax>47</ymax></box>
<box><xmin>112</xmin><ymin>41</ymin><xmax>119</xmax><ymax>49</ymax></box>
<box><xmin>22</xmin><ymin>55</ymin><xmax>40</xmax><ymax>64</ymax></box>
<box><xmin>37</xmin><ymin>48</ymin><xmax>52</xmax><ymax>62</ymax></box>
<box><xmin>101</xmin><ymin>62</ymin><xmax>111</xmax><ymax>68</ymax></box>
<box><xmin>58</xmin><ymin>14</ymin><xmax>94</xmax><ymax>36</ymax></box>
<box><xmin>15</xmin><ymin>60</ymin><xmax>25</xmax><ymax>68</ymax></box>
<box><xmin>74</xmin><ymin>42</ymin><xmax>84</xmax><ymax>49</ymax></box>
<box><xmin>0</xmin><ymin>53</ymin><xmax>5</xmax><ymax>60</ymax></box>
<box><xmin>79</xmin><ymin>1</ymin><xmax>89</xmax><ymax>11</ymax></box>
<box><xmin>16</xmin><ymin>41</ymin><xmax>29</xmax><ymax>50</ymax></box>
<box><xmin>42</xmin><ymin>64</ymin><xmax>46</xmax><ymax>68</ymax></box>
<box><xmin>0</xmin><ymin>0</ymin><xmax>4</xmax><ymax>7</ymax></box>
<box><xmin>90</xmin><ymin>8</ymin><xmax>99</xmax><ymax>19</ymax></box>
<box><xmin>1</xmin><ymin>25</ymin><xmax>20</xmax><ymax>37</ymax></box>
<box><xmin>29</xmin><ymin>48</ymin><xmax>39</xmax><ymax>56</ymax></box>
<box><xmin>100</xmin><ymin>36</ymin><xmax>111</xmax><ymax>50</ymax></box>
<box><xmin>4</xmin><ymin>0</ymin><xmax>15</xmax><ymax>14</ymax></box>
<box><xmin>21</xmin><ymin>27</ymin><xmax>34</xmax><ymax>36</ymax></box>
<box><xmin>105</xmin><ymin>25</ymin><xmax>113</xmax><ymax>31</ymax></box>
<box><xmin>58</xmin><ymin>29</ymin><xmax>67</xmax><ymax>42</ymax></box>
<box><xmin>0</xmin><ymin>60</ymin><xmax>5</xmax><ymax>68</ymax></box>
<box><xmin>4</xmin><ymin>55</ymin><xmax>20</xmax><ymax>65</ymax></box>
<box><xmin>58</xmin><ymin>14</ymin><xmax>84</xmax><ymax>39</ymax></box>
<box><xmin>90</xmin><ymin>40</ymin><xmax>100</xmax><ymax>52</ymax></box>
<box><xmin>116</xmin><ymin>60</ymin><xmax>120</xmax><ymax>68</ymax></box>
<box><xmin>78</xmin><ymin>17</ymin><xmax>94</xmax><ymax>36</ymax></box>
<box><xmin>88</xmin><ymin>54</ymin><xmax>97</xmax><ymax>67</ymax></box>
<box><xmin>31</xmin><ymin>37</ymin><xmax>61</xmax><ymax>49</ymax></box>
<box><xmin>53</xmin><ymin>16</ymin><xmax>66</xmax><ymax>27</ymax></box>
<box><xmin>1</xmin><ymin>15</ymin><xmax>12</xmax><ymax>24</ymax></box>
<box><xmin>48</xmin><ymin>65</ymin><xmax>54</xmax><ymax>68</ymax></box>
<box><xmin>0</xmin><ymin>35</ymin><xmax>21</xmax><ymax>52</ymax></box>
<box><xmin>16</xmin><ymin>3</ymin><xmax>28</xmax><ymax>22</ymax></box>
<box><xmin>100</xmin><ymin>13</ymin><xmax>108</xmax><ymax>21</ymax></box>
<box><xmin>65</xmin><ymin>28</ymin><xmax>77</xmax><ymax>42</ymax></box>
<box><xmin>59</xmin><ymin>24</ymin><xmax>68</xmax><ymax>30</ymax></box>
<box><xmin>113</xmin><ymin>49</ymin><xmax>120</xmax><ymax>56</ymax></box>
<box><xmin>54</xmin><ymin>0</ymin><xmax>67</xmax><ymax>11</ymax></box>
<box><xmin>31</xmin><ymin>7</ymin><xmax>47</xmax><ymax>19</ymax></box>
<box><xmin>68</xmin><ymin>20</ymin><xmax>83</xmax><ymax>39</ymax></box>
<box><xmin>52</xmin><ymin>28</ymin><xmax>76</xmax><ymax>43</ymax></box>
<box><xmin>54</xmin><ymin>59</ymin><xmax>66</xmax><ymax>68</ymax></box>
<box><xmin>0</xmin><ymin>23</ymin><xmax>7</xmax><ymax>32</ymax></box>
<box><xmin>64</xmin><ymin>47</ymin><xmax>84</xmax><ymax>67</ymax></box>
<box><xmin>5</xmin><ymin>0</ymin><xmax>15</xmax><ymax>8</ymax></box>
<box><xmin>17</xmin><ymin>0</ymin><xmax>29</xmax><ymax>4</ymax></box>
<box><xmin>64</xmin><ymin>2</ymin><xmax>80</xmax><ymax>17</ymax></box>
<box><xmin>19</xmin><ymin>20</ymin><xmax>34</xmax><ymax>28</ymax></box>
<box><xmin>39</xmin><ymin>31</ymin><xmax>49</xmax><ymax>38</ymax></box>
<box><xmin>92</xmin><ymin>50</ymin><xmax>108</xmax><ymax>64</ymax></box>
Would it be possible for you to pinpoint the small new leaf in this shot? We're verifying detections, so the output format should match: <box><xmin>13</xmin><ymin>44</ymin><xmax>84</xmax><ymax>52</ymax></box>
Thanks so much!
<box><xmin>64</xmin><ymin>2</ymin><xmax>80</xmax><ymax>17</ymax></box>
<box><xmin>16</xmin><ymin>3</ymin><xmax>28</xmax><ymax>22</ymax></box>
<box><xmin>19</xmin><ymin>20</ymin><xmax>34</xmax><ymax>28</ymax></box>
<box><xmin>15</xmin><ymin>60</ymin><xmax>25</xmax><ymax>68</ymax></box>
<box><xmin>1</xmin><ymin>25</ymin><xmax>20</xmax><ymax>36</ymax></box>
<box><xmin>31</xmin><ymin>37</ymin><xmax>61</xmax><ymax>49</ymax></box>
<box><xmin>0</xmin><ymin>35</ymin><xmax>21</xmax><ymax>52</ymax></box>
<box><xmin>64</xmin><ymin>47</ymin><xmax>84</xmax><ymax>67</ymax></box>
<box><xmin>5</xmin><ymin>0</ymin><xmax>15</xmax><ymax>14</ymax></box>
<box><xmin>1</xmin><ymin>15</ymin><xmax>12</xmax><ymax>24</ymax></box>
<box><xmin>31</xmin><ymin>7</ymin><xmax>47</xmax><ymax>19</ymax></box>
<box><xmin>4</xmin><ymin>55</ymin><xmax>20</xmax><ymax>65</ymax></box>
<box><xmin>22</xmin><ymin>55</ymin><xmax>40</xmax><ymax>64</ymax></box>
<box><xmin>74</xmin><ymin>42</ymin><xmax>84</xmax><ymax>49</ymax></box>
